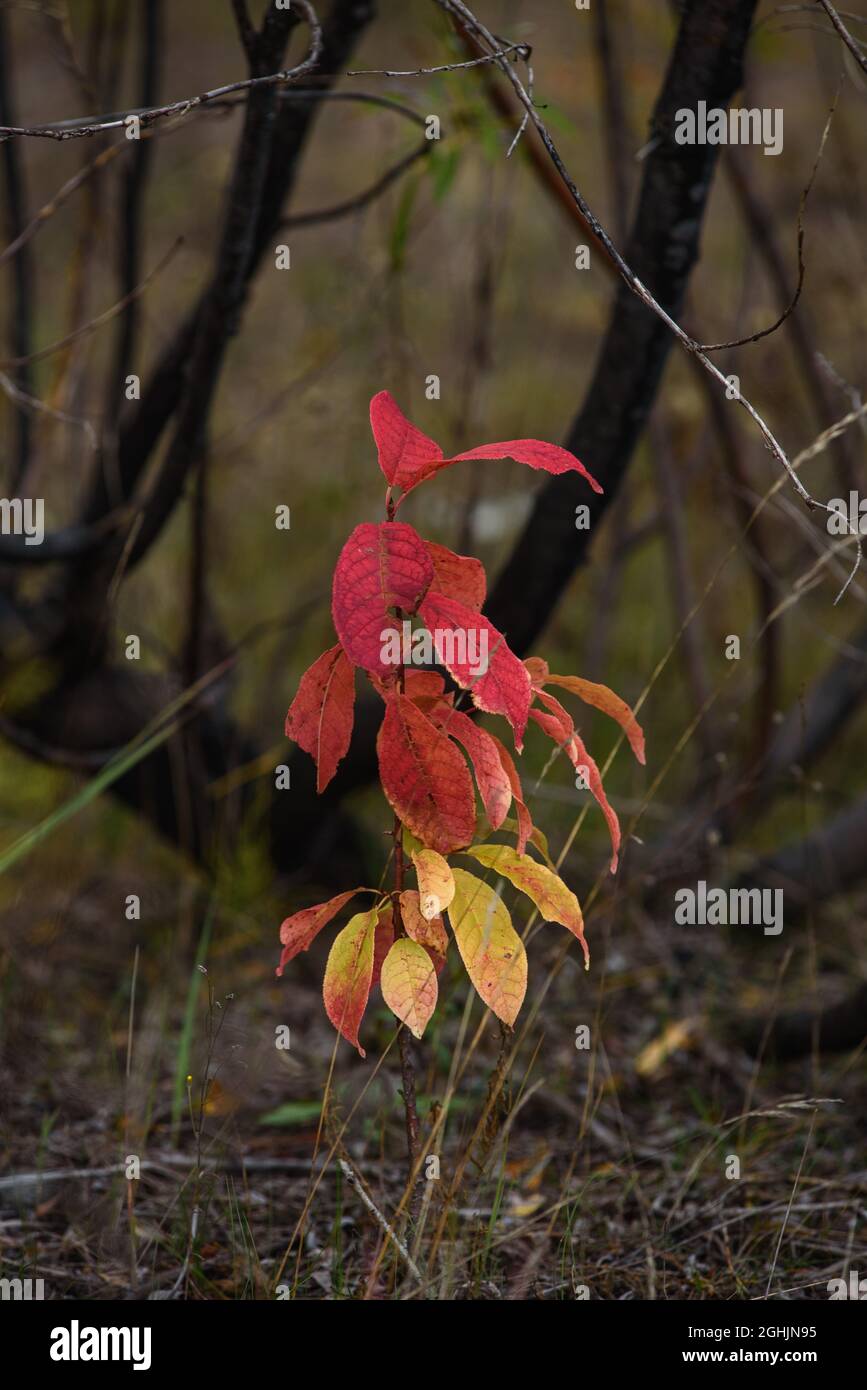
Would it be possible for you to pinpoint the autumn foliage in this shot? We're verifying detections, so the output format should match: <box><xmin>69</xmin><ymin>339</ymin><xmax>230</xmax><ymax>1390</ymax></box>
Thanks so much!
<box><xmin>278</xmin><ymin>392</ymin><xmax>645</xmax><ymax>1056</ymax></box>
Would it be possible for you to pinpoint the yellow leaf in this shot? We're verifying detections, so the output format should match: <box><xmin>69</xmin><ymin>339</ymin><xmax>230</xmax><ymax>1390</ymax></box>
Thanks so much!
<box><xmin>411</xmin><ymin>847</ymin><xmax>455</xmax><ymax>920</ymax></box>
<box><xmin>448</xmin><ymin>868</ymin><xmax>527</xmax><ymax>1027</ymax></box>
<box><xmin>465</xmin><ymin>843</ymin><xmax>588</xmax><ymax>968</ymax></box>
<box><xmin>634</xmin><ymin>1018</ymin><xmax>700</xmax><ymax>1077</ymax></box>
<box><xmin>380</xmin><ymin>938</ymin><xmax>438</xmax><ymax>1039</ymax></box>
<box><xmin>322</xmin><ymin>908</ymin><xmax>377</xmax><ymax>1057</ymax></box>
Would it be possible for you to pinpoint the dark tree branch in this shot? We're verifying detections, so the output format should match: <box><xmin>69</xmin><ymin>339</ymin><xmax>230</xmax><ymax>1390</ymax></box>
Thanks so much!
<box><xmin>0</xmin><ymin>0</ymin><xmax>324</xmax><ymax>141</ymax></box>
<box><xmin>103</xmin><ymin>0</ymin><xmax>163</xmax><ymax>441</ymax></box>
<box><xmin>485</xmin><ymin>0</ymin><xmax>762</xmax><ymax>652</ymax></box>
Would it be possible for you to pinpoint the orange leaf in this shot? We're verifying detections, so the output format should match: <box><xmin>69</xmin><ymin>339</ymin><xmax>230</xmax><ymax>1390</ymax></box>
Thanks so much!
<box><xmin>528</xmin><ymin>662</ymin><xmax>645</xmax><ymax>765</ymax></box>
<box><xmin>399</xmin><ymin>889</ymin><xmax>449</xmax><ymax>962</ymax></box>
<box><xmin>448</xmin><ymin>868</ymin><xmax>527</xmax><ymax>1026</ymax></box>
<box><xmin>322</xmin><ymin>907</ymin><xmax>377</xmax><ymax>1056</ymax></box>
<box><xmin>465</xmin><ymin>843</ymin><xmax>588</xmax><ymax>968</ymax></box>
<box><xmin>425</xmin><ymin>541</ymin><xmax>487</xmax><ymax>611</ymax></box>
<box><xmin>285</xmin><ymin>643</ymin><xmax>355</xmax><ymax>792</ymax></box>
<box><xmin>380</xmin><ymin>938</ymin><xmax>438</xmax><ymax>1038</ymax></box>
<box><xmin>376</xmin><ymin>694</ymin><xmax>476</xmax><ymax>854</ymax></box>
<box><xmin>277</xmin><ymin>888</ymin><xmax>369</xmax><ymax>977</ymax></box>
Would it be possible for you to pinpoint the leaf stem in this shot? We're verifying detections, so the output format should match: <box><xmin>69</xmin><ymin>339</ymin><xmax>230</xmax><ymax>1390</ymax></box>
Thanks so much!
<box><xmin>390</xmin><ymin>592</ymin><xmax>423</xmax><ymax>1213</ymax></box>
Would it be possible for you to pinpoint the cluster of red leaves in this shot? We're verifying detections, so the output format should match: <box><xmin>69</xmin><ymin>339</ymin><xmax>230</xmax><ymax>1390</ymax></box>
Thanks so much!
<box><xmin>278</xmin><ymin>393</ymin><xmax>644</xmax><ymax>1055</ymax></box>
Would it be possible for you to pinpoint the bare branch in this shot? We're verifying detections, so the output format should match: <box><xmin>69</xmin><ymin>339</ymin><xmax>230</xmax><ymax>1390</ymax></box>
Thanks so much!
<box><xmin>0</xmin><ymin>0</ymin><xmax>324</xmax><ymax>141</ymax></box>
<box><xmin>431</xmin><ymin>0</ymin><xmax>861</xmax><ymax>601</ymax></box>
<box><xmin>815</xmin><ymin>0</ymin><xmax>867</xmax><ymax>73</ymax></box>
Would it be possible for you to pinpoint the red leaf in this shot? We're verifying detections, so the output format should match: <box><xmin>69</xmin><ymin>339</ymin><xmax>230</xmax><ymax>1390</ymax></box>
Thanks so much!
<box><xmin>526</xmin><ymin>658</ymin><xmax>645</xmax><ymax>764</ymax></box>
<box><xmin>570</xmin><ymin>731</ymin><xmax>622</xmax><ymax>873</ymax></box>
<box><xmin>285</xmin><ymin>643</ymin><xmax>355</xmax><ymax>792</ymax></box>
<box><xmin>376</xmin><ymin>694</ymin><xmax>476</xmax><ymax>854</ymax></box>
<box><xmin>276</xmin><ymin>888</ymin><xmax>366</xmax><ymax>977</ymax></box>
<box><xmin>418</xmin><ymin>590</ymin><xmax>531</xmax><ymax>748</ymax></box>
<box><xmin>427</xmin><ymin>704</ymin><xmax>512</xmax><ymax>829</ymax></box>
<box><xmin>332</xmin><ymin>521</ymin><xmax>434</xmax><ymax>672</ymax></box>
<box><xmin>370</xmin><ymin>390</ymin><xmax>442</xmax><ymax>486</ymax></box>
<box><xmin>425</xmin><ymin>541</ymin><xmax>486</xmax><ymax>611</ymax></box>
<box><xmin>529</xmin><ymin>693</ymin><xmax>621</xmax><ymax>872</ymax></box>
<box><xmin>323</xmin><ymin>908</ymin><xmax>378</xmax><ymax>1056</ymax></box>
<box><xmin>488</xmin><ymin>732</ymin><xmax>534</xmax><ymax>856</ymax></box>
<box><xmin>397</xmin><ymin>437</ymin><xmax>602</xmax><ymax>498</ymax></box>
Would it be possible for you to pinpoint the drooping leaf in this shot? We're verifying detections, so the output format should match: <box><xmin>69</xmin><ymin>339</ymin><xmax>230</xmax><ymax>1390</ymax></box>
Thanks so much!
<box><xmin>284</xmin><ymin>643</ymin><xmax>355</xmax><ymax>792</ymax></box>
<box><xmin>448</xmin><ymin>867</ymin><xmax>527</xmax><ymax>1026</ymax></box>
<box><xmin>322</xmin><ymin>907</ymin><xmax>378</xmax><ymax>1056</ymax></box>
<box><xmin>370</xmin><ymin>390</ymin><xmax>442</xmax><ymax>487</ymax></box>
<box><xmin>526</xmin><ymin>658</ymin><xmax>645</xmax><ymax>765</ymax></box>
<box><xmin>332</xmin><ymin>521</ymin><xmax>434</xmax><ymax>672</ymax></box>
<box><xmin>465</xmin><ymin>844</ymin><xmax>588</xmax><ymax>968</ymax></box>
<box><xmin>424</xmin><ymin>541</ymin><xmax>486</xmax><ymax>611</ymax></box>
<box><xmin>488</xmin><ymin>731</ymin><xmax>534</xmax><ymax>856</ymax></box>
<box><xmin>529</xmin><ymin>692</ymin><xmax>621</xmax><ymax>873</ymax></box>
<box><xmin>569</xmin><ymin>730</ymin><xmax>622</xmax><ymax>873</ymax></box>
<box><xmin>376</xmin><ymin>694</ymin><xmax>476</xmax><ymax>853</ymax></box>
<box><xmin>277</xmin><ymin>888</ymin><xmax>370</xmax><ymax>977</ymax></box>
<box><xmin>411</xmin><ymin>847</ymin><xmax>455</xmax><ymax>919</ymax></box>
<box><xmin>418</xmin><ymin>590</ymin><xmax>531</xmax><ymax>748</ymax></box>
<box><xmin>399</xmin><ymin>889</ymin><xmax>449</xmax><ymax>962</ymax></box>
<box><xmin>427</xmin><ymin>704</ymin><xmax>512</xmax><ymax>829</ymax></box>
<box><xmin>372</xmin><ymin>903</ymin><xmax>395</xmax><ymax>987</ymax></box>
<box><xmin>380</xmin><ymin>938</ymin><xmax>438</xmax><ymax>1039</ymax></box>
<box><xmin>397</xmin><ymin>436</ymin><xmax>603</xmax><ymax>499</ymax></box>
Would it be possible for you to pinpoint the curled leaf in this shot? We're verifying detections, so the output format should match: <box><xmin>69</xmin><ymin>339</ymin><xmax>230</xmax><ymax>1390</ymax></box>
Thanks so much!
<box><xmin>380</xmin><ymin>938</ymin><xmax>438</xmax><ymax>1038</ymax></box>
<box><xmin>448</xmin><ymin>867</ymin><xmax>527</xmax><ymax>1026</ymax></box>
<box><xmin>377</xmin><ymin>694</ymin><xmax>476</xmax><ymax>854</ymax></box>
<box><xmin>332</xmin><ymin>521</ymin><xmax>434</xmax><ymax>672</ymax></box>
<box><xmin>285</xmin><ymin>643</ymin><xmax>355</xmax><ymax>792</ymax></box>
<box><xmin>322</xmin><ymin>907</ymin><xmax>378</xmax><ymax>1056</ymax></box>
<box><xmin>465</xmin><ymin>843</ymin><xmax>588</xmax><ymax>968</ymax></box>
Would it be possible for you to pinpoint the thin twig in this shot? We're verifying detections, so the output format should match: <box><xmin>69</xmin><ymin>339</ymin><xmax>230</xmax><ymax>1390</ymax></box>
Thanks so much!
<box><xmin>346</xmin><ymin>40</ymin><xmax>529</xmax><ymax>78</ymax></box>
<box><xmin>815</xmin><ymin>0</ymin><xmax>867</xmax><ymax>73</ymax></box>
<box><xmin>338</xmin><ymin>1157</ymin><xmax>423</xmax><ymax>1281</ymax></box>
<box><xmin>430</xmin><ymin>0</ymin><xmax>862</xmax><ymax>601</ymax></box>
<box><xmin>0</xmin><ymin>0</ymin><xmax>323</xmax><ymax>140</ymax></box>
<box><xmin>0</xmin><ymin>236</ymin><xmax>182</xmax><ymax>369</ymax></box>
<box><xmin>698</xmin><ymin>79</ymin><xmax>840</xmax><ymax>351</ymax></box>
